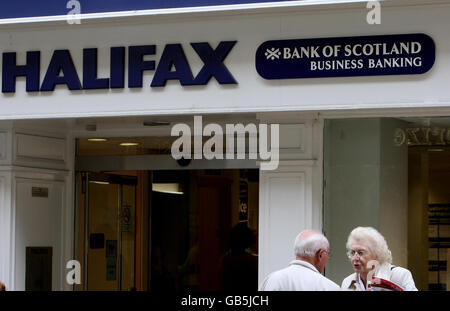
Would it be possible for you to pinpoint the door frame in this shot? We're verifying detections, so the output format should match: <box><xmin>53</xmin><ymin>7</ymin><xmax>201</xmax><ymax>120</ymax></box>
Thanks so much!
<box><xmin>77</xmin><ymin>171</ymin><xmax>137</xmax><ymax>290</ymax></box>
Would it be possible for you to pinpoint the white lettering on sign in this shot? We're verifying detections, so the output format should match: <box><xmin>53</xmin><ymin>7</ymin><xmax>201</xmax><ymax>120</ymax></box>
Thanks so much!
<box><xmin>280</xmin><ymin>42</ymin><xmax>422</xmax><ymax>61</ymax></box>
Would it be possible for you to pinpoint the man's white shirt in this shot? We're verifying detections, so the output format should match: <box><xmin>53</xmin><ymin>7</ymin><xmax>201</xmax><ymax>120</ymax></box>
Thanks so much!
<box><xmin>259</xmin><ymin>260</ymin><xmax>340</xmax><ymax>291</ymax></box>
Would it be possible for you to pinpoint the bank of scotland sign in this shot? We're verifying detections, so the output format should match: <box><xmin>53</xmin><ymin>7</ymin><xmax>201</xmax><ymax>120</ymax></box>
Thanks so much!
<box><xmin>256</xmin><ymin>34</ymin><xmax>435</xmax><ymax>80</ymax></box>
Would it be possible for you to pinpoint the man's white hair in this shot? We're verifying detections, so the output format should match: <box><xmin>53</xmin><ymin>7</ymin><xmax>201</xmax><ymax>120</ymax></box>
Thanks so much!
<box><xmin>346</xmin><ymin>226</ymin><xmax>392</xmax><ymax>265</ymax></box>
<box><xmin>294</xmin><ymin>231</ymin><xmax>329</xmax><ymax>258</ymax></box>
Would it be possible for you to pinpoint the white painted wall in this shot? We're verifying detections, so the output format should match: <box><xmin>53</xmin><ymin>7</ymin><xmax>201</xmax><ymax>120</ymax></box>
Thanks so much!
<box><xmin>257</xmin><ymin>113</ymin><xmax>322</xmax><ymax>284</ymax></box>
<box><xmin>259</xmin><ymin>161</ymin><xmax>315</xmax><ymax>283</ymax></box>
<box><xmin>0</xmin><ymin>125</ymin><xmax>72</xmax><ymax>291</ymax></box>
<box><xmin>0</xmin><ymin>3</ymin><xmax>449</xmax><ymax>119</ymax></box>
<box><xmin>0</xmin><ymin>171</ymin><xmax>12</xmax><ymax>289</ymax></box>
<box><xmin>14</xmin><ymin>179</ymin><xmax>65</xmax><ymax>291</ymax></box>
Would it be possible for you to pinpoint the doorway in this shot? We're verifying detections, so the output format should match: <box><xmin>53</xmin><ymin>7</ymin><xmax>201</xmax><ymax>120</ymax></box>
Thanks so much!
<box><xmin>75</xmin><ymin>172</ymin><xmax>137</xmax><ymax>291</ymax></box>
<box><xmin>74</xmin><ymin>136</ymin><xmax>259</xmax><ymax>291</ymax></box>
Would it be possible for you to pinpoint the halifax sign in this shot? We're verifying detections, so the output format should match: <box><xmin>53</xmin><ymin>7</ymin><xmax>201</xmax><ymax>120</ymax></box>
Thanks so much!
<box><xmin>2</xmin><ymin>41</ymin><xmax>237</xmax><ymax>93</ymax></box>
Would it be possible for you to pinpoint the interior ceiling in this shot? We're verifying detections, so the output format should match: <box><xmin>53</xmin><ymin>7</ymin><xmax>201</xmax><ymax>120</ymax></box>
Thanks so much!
<box><xmin>78</xmin><ymin>136</ymin><xmax>176</xmax><ymax>156</ymax></box>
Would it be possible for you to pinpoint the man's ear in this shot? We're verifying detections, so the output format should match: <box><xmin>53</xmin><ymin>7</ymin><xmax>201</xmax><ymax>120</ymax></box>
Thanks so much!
<box><xmin>316</xmin><ymin>250</ymin><xmax>323</xmax><ymax>260</ymax></box>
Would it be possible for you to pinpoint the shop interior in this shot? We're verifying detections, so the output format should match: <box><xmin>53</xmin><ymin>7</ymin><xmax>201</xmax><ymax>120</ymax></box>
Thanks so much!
<box><xmin>74</xmin><ymin>137</ymin><xmax>259</xmax><ymax>291</ymax></box>
<box><xmin>406</xmin><ymin>117</ymin><xmax>450</xmax><ymax>291</ymax></box>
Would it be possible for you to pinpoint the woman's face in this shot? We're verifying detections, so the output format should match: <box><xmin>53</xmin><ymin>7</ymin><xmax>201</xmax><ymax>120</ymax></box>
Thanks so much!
<box><xmin>347</xmin><ymin>242</ymin><xmax>377</xmax><ymax>276</ymax></box>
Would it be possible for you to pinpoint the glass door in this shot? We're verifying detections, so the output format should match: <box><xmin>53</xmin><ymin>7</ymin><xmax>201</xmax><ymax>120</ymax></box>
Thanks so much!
<box><xmin>75</xmin><ymin>172</ymin><xmax>137</xmax><ymax>291</ymax></box>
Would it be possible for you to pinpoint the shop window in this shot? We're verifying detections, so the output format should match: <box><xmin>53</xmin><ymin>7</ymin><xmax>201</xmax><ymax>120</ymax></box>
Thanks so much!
<box><xmin>323</xmin><ymin>117</ymin><xmax>450</xmax><ymax>291</ymax></box>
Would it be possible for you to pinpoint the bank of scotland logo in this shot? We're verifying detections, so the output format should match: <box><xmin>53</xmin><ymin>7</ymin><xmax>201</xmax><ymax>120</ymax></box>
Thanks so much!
<box><xmin>265</xmin><ymin>48</ymin><xmax>281</xmax><ymax>60</ymax></box>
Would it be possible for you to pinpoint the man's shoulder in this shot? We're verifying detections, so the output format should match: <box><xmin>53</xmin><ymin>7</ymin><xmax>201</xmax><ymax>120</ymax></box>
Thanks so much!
<box><xmin>259</xmin><ymin>266</ymin><xmax>294</xmax><ymax>290</ymax></box>
<box><xmin>290</xmin><ymin>262</ymin><xmax>340</xmax><ymax>289</ymax></box>
<box><xmin>319</xmin><ymin>274</ymin><xmax>340</xmax><ymax>290</ymax></box>
<box><xmin>269</xmin><ymin>265</ymin><xmax>296</xmax><ymax>276</ymax></box>
<box><xmin>261</xmin><ymin>265</ymin><xmax>294</xmax><ymax>283</ymax></box>
<box><xmin>261</xmin><ymin>264</ymin><xmax>340</xmax><ymax>291</ymax></box>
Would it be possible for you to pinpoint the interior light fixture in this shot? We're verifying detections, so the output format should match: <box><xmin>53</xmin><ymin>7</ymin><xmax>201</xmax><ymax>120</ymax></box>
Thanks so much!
<box><xmin>120</xmin><ymin>142</ymin><xmax>140</xmax><ymax>146</ymax></box>
<box><xmin>89</xmin><ymin>181</ymin><xmax>110</xmax><ymax>185</ymax></box>
<box><xmin>152</xmin><ymin>183</ymin><xmax>184</xmax><ymax>195</ymax></box>
<box><xmin>87</xmin><ymin>138</ymin><xmax>108</xmax><ymax>142</ymax></box>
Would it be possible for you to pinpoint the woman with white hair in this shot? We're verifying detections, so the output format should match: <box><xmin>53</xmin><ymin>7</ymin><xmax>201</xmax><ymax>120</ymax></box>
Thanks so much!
<box><xmin>341</xmin><ymin>226</ymin><xmax>417</xmax><ymax>291</ymax></box>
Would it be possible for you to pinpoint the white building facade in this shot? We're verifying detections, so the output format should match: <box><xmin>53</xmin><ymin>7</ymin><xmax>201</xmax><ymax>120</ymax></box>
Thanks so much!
<box><xmin>0</xmin><ymin>0</ymin><xmax>449</xmax><ymax>291</ymax></box>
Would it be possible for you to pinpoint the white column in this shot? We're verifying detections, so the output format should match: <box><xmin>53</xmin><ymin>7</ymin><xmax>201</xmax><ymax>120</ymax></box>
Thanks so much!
<box><xmin>257</xmin><ymin>113</ymin><xmax>322</xmax><ymax>284</ymax></box>
<box><xmin>0</xmin><ymin>171</ymin><xmax>13</xmax><ymax>289</ymax></box>
<box><xmin>0</xmin><ymin>123</ymin><xmax>72</xmax><ymax>291</ymax></box>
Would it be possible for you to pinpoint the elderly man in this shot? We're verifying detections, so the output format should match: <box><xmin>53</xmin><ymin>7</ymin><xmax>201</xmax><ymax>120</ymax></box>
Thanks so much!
<box><xmin>259</xmin><ymin>230</ymin><xmax>340</xmax><ymax>291</ymax></box>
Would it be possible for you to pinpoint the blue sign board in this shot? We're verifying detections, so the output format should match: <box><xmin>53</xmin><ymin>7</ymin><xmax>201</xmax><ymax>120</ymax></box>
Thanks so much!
<box><xmin>255</xmin><ymin>34</ymin><xmax>435</xmax><ymax>80</ymax></box>
<box><xmin>1</xmin><ymin>1</ymin><xmax>297</xmax><ymax>20</ymax></box>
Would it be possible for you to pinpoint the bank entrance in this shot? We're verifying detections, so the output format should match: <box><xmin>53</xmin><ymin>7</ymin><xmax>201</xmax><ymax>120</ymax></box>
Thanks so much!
<box><xmin>74</xmin><ymin>137</ymin><xmax>259</xmax><ymax>291</ymax></box>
